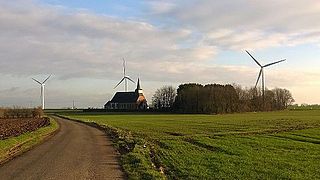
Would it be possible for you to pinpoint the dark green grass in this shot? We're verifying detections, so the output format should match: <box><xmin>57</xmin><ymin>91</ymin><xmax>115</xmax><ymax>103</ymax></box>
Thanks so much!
<box><xmin>60</xmin><ymin>110</ymin><xmax>320</xmax><ymax>179</ymax></box>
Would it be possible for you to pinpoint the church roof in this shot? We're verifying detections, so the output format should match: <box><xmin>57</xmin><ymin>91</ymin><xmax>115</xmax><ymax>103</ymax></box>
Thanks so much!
<box><xmin>108</xmin><ymin>92</ymin><xmax>139</xmax><ymax>103</ymax></box>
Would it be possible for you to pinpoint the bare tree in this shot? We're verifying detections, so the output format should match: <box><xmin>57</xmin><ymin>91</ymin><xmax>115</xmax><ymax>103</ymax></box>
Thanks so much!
<box><xmin>273</xmin><ymin>88</ymin><xmax>295</xmax><ymax>110</ymax></box>
<box><xmin>152</xmin><ymin>85</ymin><xmax>176</xmax><ymax>110</ymax></box>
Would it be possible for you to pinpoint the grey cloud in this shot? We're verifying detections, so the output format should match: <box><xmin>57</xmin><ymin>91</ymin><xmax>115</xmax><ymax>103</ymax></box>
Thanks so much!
<box><xmin>0</xmin><ymin>87</ymin><xmax>20</xmax><ymax>95</ymax></box>
<box><xmin>149</xmin><ymin>0</ymin><xmax>320</xmax><ymax>50</ymax></box>
<box><xmin>0</xmin><ymin>1</ymin><xmax>214</xmax><ymax>80</ymax></box>
<box><xmin>159</xmin><ymin>0</ymin><xmax>320</xmax><ymax>32</ymax></box>
<box><xmin>1</xmin><ymin>0</ymin><xmax>319</xmax><ymax>106</ymax></box>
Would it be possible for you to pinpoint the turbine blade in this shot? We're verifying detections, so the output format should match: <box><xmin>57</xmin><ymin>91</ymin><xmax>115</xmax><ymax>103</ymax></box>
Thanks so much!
<box><xmin>32</xmin><ymin>78</ymin><xmax>42</xmax><ymax>85</ymax></box>
<box><xmin>255</xmin><ymin>69</ymin><xmax>262</xmax><ymax>88</ymax></box>
<box><xmin>246</xmin><ymin>50</ymin><xmax>262</xmax><ymax>67</ymax></box>
<box><xmin>43</xmin><ymin>75</ymin><xmax>51</xmax><ymax>83</ymax></box>
<box><xmin>114</xmin><ymin>78</ymin><xmax>125</xmax><ymax>89</ymax></box>
<box><xmin>263</xmin><ymin>59</ymin><xmax>286</xmax><ymax>67</ymax></box>
<box><xmin>126</xmin><ymin>77</ymin><xmax>135</xmax><ymax>83</ymax></box>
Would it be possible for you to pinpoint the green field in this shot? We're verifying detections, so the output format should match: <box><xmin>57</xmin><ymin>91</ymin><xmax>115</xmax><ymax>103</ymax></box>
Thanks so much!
<box><xmin>60</xmin><ymin>110</ymin><xmax>320</xmax><ymax>179</ymax></box>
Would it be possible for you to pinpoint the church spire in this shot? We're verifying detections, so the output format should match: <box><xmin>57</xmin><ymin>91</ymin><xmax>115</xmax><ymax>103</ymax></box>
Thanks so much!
<box><xmin>136</xmin><ymin>78</ymin><xmax>141</xmax><ymax>90</ymax></box>
<box><xmin>136</xmin><ymin>78</ymin><xmax>143</xmax><ymax>95</ymax></box>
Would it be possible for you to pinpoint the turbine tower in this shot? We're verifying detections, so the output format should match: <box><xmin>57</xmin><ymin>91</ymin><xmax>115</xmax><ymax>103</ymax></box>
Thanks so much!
<box><xmin>32</xmin><ymin>75</ymin><xmax>51</xmax><ymax>109</ymax></box>
<box><xmin>114</xmin><ymin>58</ymin><xmax>135</xmax><ymax>92</ymax></box>
<box><xmin>246</xmin><ymin>50</ymin><xmax>286</xmax><ymax>104</ymax></box>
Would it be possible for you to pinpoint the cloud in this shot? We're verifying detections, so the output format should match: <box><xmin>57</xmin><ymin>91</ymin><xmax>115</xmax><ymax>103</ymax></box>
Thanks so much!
<box><xmin>163</xmin><ymin>0</ymin><xmax>320</xmax><ymax>31</ymax></box>
<box><xmin>2</xmin><ymin>0</ymin><xmax>318</xmax><ymax>81</ymax></box>
<box><xmin>1</xmin><ymin>0</ymin><xmax>320</xmax><ymax>107</ymax></box>
<box><xmin>147</xmin><ymin>1</ymin><xmax>176</xmax><ymax>14</ymax></box>
<box><xmin>149</xmin><ymin>0</ymin><xmax>320</xmax><ymax>50</ymax></box>
<box><xmin>0</xmin><ymin>1</ymin><xmax>216</xmax><ymax>80</ymax></box>
<box><xmin>204</xmin><ymin>29</ymin><xmax>320</xmax><ymax>51</ymax></box>
<box><xmin>0</xmin><ymin>87</ymin><xmax>20</xmax><ymax>95</ymax></box>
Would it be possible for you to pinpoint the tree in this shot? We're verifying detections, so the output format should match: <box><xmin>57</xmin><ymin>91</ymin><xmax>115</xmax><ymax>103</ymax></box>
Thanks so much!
<box><xmin>174</xmin><ymin>83</ymin><xmax>240</xmax><ymax>114</ymax></box>
<box><xmin>174</xmin><ymin>83</ymin><xmax>203</xmax><ymax>113</ymax></box>
<box><xmin>152</xmin><ymin>85</ymin><xmax>176</xmax><ymax>110</ymax></box>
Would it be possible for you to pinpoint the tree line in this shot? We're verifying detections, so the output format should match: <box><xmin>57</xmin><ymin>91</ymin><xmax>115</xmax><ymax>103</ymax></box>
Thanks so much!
<box><xmin>152</xmin><ymin>83</ymin><xmax>294</xmax><ymax>114</ymax></box>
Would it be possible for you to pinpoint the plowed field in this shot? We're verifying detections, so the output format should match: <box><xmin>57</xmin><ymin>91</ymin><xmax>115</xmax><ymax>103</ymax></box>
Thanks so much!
<box><xmin>0</xmin><ymin>118</ymin><xmax>50</xmax><ymax>139</ymax></box>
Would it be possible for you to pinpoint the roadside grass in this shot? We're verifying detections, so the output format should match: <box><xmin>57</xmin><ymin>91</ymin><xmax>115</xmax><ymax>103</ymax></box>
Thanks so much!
<box><xmin>0</xmin><ymin>117</ymin><xmax>59</xmax><ymax>164</ymax></box>
<box><xmin>59</xmin><ymin>110</ymin><xmax>320</xmax><ymax>179</ymax></box>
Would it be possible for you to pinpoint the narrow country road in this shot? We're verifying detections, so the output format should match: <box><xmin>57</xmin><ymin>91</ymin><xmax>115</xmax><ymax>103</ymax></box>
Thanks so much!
<box><xmin>0</xmin><ymin>116</ymin><xmax>125</xmax><ymax>180</ymax></box>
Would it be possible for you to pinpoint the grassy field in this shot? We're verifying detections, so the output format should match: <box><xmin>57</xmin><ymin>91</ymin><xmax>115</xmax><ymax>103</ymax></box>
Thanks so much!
<box><xmin>0</xmin><ymin>118</ymin><xmax>59</xmax><ymax>164</ymax></box>
<box><xmin>59</xmin><ymin>110</ymin><xmax>320</xmax><ymax>179</ymax></box>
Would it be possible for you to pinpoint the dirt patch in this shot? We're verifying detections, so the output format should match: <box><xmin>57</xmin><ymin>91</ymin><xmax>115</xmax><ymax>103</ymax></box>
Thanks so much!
<box><xmin>166</xmin><ymin>132</ymin><xmax>184</xmax><ymax>136</ymax></box>
<box><xmin>0</xmin><ymin>117</ymin><xmax>50</xmax><ymax>140</ymax></box>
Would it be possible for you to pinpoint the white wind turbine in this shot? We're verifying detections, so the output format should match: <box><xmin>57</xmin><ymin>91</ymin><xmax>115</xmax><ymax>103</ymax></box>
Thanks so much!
<box><xmin>114</xmin><ymin>58</ymin><xmax>135</xmax><ymax>92</ymax></box>
<box><xmin>32</xmin><ymin>75</ymin><xmax>51</xmax><ymax>109</ymax></box>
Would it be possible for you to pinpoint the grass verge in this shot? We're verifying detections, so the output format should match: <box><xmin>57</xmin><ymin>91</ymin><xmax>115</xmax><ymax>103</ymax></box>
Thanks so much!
<box><xmin>0</xmin><ymin>117</ymin><xmax>59</xmax><ymax>165</ymax></box>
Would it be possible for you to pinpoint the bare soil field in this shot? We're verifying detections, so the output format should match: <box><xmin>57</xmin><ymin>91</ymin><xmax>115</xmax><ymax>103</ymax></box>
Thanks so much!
<box><xmin>0</xmin><ymin>118</ymin><xmax>50</xmax><ymax>140</ymax></box>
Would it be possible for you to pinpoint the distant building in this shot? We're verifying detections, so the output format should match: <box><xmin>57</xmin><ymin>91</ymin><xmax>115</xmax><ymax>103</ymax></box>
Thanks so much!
<box><xmin>104</xmin><ymin>78</ymin><xmax>148</xmax><ymax>110</ymax></box>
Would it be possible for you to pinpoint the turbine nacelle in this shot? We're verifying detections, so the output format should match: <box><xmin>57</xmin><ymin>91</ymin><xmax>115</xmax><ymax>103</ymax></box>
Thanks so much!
<box><xmin>32</xmin><ymin>75</ymin><xmax>51</xmax><ymax>85</ymax></box>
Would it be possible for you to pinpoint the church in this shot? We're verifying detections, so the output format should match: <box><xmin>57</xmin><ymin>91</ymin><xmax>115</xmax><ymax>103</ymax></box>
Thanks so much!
<box><xmin>104</xmin><ymin>78</ymin><xmax>148</xmax><ymax>110</ymax></box>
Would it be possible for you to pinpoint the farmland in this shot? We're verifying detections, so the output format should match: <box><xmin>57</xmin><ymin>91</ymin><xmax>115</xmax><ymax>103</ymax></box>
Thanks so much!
<box><xmin>59</xmin><ymin>110</ymin><xmax>320</xmax><ymax>179</ymax></box>
<box><xmin>0</xmin><ymin>118</ymin><xmax>50</xmax><ymax>139</ymax></box>
<box><xmin>0</xmin><ymin>118</ymin><xmax>58</xmax><ymax>164</ymax></box>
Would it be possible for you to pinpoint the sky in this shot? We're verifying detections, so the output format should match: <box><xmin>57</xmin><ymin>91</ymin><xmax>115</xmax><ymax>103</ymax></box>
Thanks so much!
<box><xmin>0</xmin><ymin>0</ymin><xmax>320</xmax><ymax>108</ymax></box>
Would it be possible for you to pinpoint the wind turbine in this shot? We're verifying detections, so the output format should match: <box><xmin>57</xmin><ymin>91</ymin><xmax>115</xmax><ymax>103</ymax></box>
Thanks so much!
<box><xmin>32</xmin><ymin>75</ymin><xmax>51</xmax><ymax>109</ymax></box>
<box><xmin>246</xmin><ymin>50</ymin><xmax>286</xmax><ymax>104</ymax></box>
<box><xmin>114</xmin><ymin>58</ymin><xmax>135</xmax><ymax>92</ymax></box>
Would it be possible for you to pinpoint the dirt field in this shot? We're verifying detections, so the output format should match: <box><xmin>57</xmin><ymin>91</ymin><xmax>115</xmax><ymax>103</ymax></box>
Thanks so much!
<box><xmin>0</xmin><ymin>118</ymin><xmax>50</xmax><ymax>140</ymax></box>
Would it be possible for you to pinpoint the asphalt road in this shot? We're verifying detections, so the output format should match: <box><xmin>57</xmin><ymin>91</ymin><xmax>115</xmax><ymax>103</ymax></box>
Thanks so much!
<box><xmin>0</xmin><ymin>116</ymin><xmax>125</xmax><ymax>180</ymax></box>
